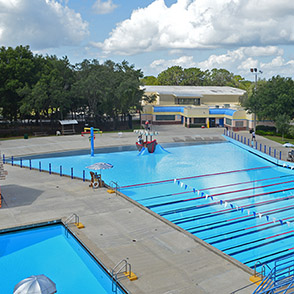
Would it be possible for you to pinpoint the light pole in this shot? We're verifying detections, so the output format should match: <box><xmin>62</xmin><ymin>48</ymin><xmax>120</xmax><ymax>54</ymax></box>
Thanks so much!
<box><xmin>250</xmin><ymin>68</ymin><xmax>263</xmax><ymax>132</ymax></box>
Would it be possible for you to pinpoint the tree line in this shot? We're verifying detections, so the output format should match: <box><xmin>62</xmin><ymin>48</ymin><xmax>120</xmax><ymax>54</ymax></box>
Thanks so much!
<box><xmin>141</xmin><ymin>66</ymin><xmax>251</xmax><ymax>90</ymax></box>
<box><xmin>0</xmin><ymin>45</ymin><xmax>143</xmax><ymax>128</ymax></box>
<box><xmin>1</xmin><ymin>46</ymin><xmax>294</xmax><ymax>134</ymax></box>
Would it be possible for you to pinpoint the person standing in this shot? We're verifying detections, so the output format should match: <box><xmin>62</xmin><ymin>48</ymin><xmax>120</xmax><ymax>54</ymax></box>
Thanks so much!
<box><xmin>145</xmin><ymin>120</ymin><xmax>149</xmax><ymax>130</ymax></box>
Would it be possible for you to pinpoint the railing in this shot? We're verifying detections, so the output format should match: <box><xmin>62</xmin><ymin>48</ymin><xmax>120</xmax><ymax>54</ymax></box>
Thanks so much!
<box><xmin>253</xmin><ymin>255</ymin><xmax>294</xmax><ymax>294</ymax></box>
<box><xmin>64</xmin><ymin>213</ymin><xmax>79</xmax><ymax>237</ymax></box>
<box><xmin>111</xmin><ymin>259</ymin><xmax>131</xmax><ymax>293</ymax></box>
<box><xmin>109</xmin><ymin>181</ymin><xmax>120</xmax><ymax>194</ymax></box>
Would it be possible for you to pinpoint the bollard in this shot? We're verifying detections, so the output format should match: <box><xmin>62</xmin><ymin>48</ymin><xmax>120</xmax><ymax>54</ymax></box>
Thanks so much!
<box><xmin>248</xmin><ymin>138</ymin><xmax>250</xmax><ymax>146</ymax></box>
<box><xmin>269</xmin><ymin>147</ymin><xmax>271</xmax><ymax>156</ymax></box>
<box><xmin>264</xmin><ymin>145</ymin><xmax>266</xmax><ymax>153</ymax></box>
<box><xmin>71</xmin><ymin>167</ymin><xmax>74</xmax><ymax>179</ymax></box>
<box><xmin>2</xmin><ymin>154</ymin><xmax>5</xmax><ymax>164</ymax></box>
<box><xmin>83</xmin><ymin>170</ymin><xmax>85</xmax><ymax>182</ymax></box>
<box><xmin>60</xmin><ymin>165</ymin><xmax>62</xmax><ymax>176</ymax></box>
<box><xmin>255</xmin><ymin>141</ymin><xmax>257</xmax><ymax>149</ymax></box>
<box><xmin>49</xmin><ymin>163</ymin><xmax>52</xmax><ymax>175</ymax></box>
<box><xmin>238</xmin><ymin>134</ymin><xmax>239</xmax><ymax>141</ymax></box>
<box><xmin>260</xmin><ymin>144</ymin><xmax>262</xmax><ymax>151</ymax></box>
<box><xmin>11</xmin><ymin>156</ymin><xmax>14</xmax><ymax>166</ymax></box>
<box><xmin>274</xmin><ymin>149</ymin><xmax>276</xmax><ymax>158</ymax></box>
<box><xmin>20</xmin><ymin>158</ymin><xmax>22</xmax><ymax>168</ymax></box>
<box><xmin>39</xmin><ymin>161</ymin><xmax>41</xmax><ymax>172</ymax></box>
<box><xmin>29</xmin><ymin>159</ymin><xmax>32</xmax><ymax>170</ymax></box>
<box><xmin>280</xmin><ymin>151</ymin><xmax>282</xmax><ymax>160</ymax></box>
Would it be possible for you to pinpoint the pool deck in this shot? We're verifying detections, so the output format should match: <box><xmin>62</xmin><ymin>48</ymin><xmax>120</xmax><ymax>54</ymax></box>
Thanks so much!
<box><xmin>0</xmin><ymin>125</ymin><xmax>286</xmax><ymax>294</ymax></box>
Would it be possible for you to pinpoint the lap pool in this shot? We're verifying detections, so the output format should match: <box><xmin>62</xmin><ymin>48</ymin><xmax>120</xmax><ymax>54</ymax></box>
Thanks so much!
<box><xmin>8</xmin><ymin>141</ymin><xmax>294</xmax><ymax>274</ymax></box>
<box><xmin>0</xmin><ymin>223</ymin><xmax>127</xmax><ymax>294</ymax></box>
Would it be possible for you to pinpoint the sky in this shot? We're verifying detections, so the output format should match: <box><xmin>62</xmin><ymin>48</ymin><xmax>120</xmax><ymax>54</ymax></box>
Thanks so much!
<box><xmin>1</xmin><ymin>0</ymin><xmax>294</xmax><ymax>81</ymax></box>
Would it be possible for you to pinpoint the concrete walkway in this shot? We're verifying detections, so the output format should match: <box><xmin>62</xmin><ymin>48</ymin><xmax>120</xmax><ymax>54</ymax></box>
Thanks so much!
<box><xmin>1</xmin><ymin>125</ymin><xmax>285</xmax><ymax>294</ymax></box>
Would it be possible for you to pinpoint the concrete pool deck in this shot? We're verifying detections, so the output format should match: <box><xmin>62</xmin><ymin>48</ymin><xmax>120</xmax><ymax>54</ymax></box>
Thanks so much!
<box><xmin>0</xmin><ymin>125</ymin><xmax>286</xmax><ymax>294</ymax></box>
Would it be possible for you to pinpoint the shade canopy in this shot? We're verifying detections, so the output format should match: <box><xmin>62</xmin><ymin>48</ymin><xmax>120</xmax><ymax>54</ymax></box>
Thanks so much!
<box><xmin>14</xmin><ymin>275</ymin><xmax>57</xmax><ymax>294</ymax></box>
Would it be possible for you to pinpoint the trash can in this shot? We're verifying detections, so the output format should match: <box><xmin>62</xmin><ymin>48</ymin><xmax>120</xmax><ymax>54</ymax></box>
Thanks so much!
<box><xmin>24</xmin><ymin>133</ymin><xmax>28</xmax><ymax>139</ymax></box>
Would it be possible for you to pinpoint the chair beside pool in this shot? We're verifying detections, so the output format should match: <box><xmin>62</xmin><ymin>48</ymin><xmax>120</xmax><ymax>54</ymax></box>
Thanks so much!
<box><xmin>89</xmin><ymin>172</ymin><xmax>104</xmax><ymax>189</ymax></box>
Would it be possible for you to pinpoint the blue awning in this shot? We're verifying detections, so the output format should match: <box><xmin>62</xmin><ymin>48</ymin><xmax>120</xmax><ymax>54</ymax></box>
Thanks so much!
<box><xmin>209</xmin><ymin>108</ymin><xmax>236</xmax><ymax>116</ymax></box>
<box><xmin>154</xmin><ymin>106</ymin><xmax>185</xmax><ymax>113</ymax></box>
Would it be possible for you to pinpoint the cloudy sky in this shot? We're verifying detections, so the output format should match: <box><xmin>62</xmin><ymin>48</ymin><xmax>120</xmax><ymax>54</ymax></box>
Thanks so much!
<box><xmin>1</xmin><ymin>0</ymin><xmax>294</xmax><ymax>80</ymax></box>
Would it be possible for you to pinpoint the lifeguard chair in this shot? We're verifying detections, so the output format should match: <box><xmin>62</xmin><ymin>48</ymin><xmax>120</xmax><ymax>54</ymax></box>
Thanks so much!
<box><xmin>89</xmin><ymin>172</ymin><xmax>104</xmax><ymax>189</ymax></box>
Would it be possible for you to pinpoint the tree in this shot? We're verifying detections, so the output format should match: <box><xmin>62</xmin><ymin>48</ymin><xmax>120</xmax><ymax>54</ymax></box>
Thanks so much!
<box><xmin>157</xmin><ymin>66</ymin><xmax>184</xmax><ymax>85</ymax></box>
<box><xmin>182</xmin><ymin>68</ymin><xmax>205</xmax><ymax>86</ymax></box>
<box><xmin>141</xmin><ymin>75</ymin><xmax>158</xmax><ymax>85</ymax></box>
<box><xmin>275</xmin><ymin>114</ymin><xmax>290</xmax><ymax>141</ymax></box>
<box><xmin>0</xmin><ymin>45</ymin><xmax>39</xmax><ymax>121</ymax></box>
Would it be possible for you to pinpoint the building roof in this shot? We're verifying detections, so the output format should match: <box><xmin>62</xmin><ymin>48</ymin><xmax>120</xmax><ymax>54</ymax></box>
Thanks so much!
<box><xmin>142</xmin><ymin>85</ymin><xmax>246</xmax><ymax>96</ymax></box>
<box><xmin>59</xmin><ymin>120</ymin><xmax>78</xmax><ymax>125</ymax></box>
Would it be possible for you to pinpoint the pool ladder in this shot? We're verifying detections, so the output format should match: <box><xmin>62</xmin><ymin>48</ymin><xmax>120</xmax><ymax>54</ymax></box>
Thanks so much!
<box><xmin>109</xmin><ymin>181</ymin><xmax>119</xmax><ymax>194</ymax></box>
<box><xmin>64</xmin><ymin>213</ymin><xmax>80</xmax><ymax>237</ymax></box>
<box><xmin>111</xmin><ymin>259</ymin><xmax>133</xmax><ymax>293</ymax></box>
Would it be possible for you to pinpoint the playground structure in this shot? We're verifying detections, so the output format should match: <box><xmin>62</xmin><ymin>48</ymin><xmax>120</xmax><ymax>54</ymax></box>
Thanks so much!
<box><xmin>81</xmin><ymin>127</ymin><xmax>102</xmax><ymax>157</ymax></box>
<box><xmin>81</xmin><ymin>127</ymin><xmax>102</xmax><ymax>138</ymax></box>
<box><xmin>134</xmin><ymin>129</ymin><xmax>159</xmax><ymax>153</ymax></box>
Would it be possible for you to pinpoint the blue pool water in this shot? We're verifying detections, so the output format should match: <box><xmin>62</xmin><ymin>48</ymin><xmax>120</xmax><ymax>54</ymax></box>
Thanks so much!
<box><xmin>0</xmin><ymin>224</ymin><xmax>126</xmax><ymax>294</ymax></box>
<box><xmin>10</xmin><ymin>142</ymin><xmax>294</xmax><ymax>273</ymax></box>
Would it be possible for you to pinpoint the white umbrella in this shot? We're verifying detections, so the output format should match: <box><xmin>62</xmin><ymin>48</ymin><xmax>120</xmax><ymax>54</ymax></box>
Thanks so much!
<box><xmin>283</xmin><ymin>143</ymin><xmax>294</xmax><ymax>148</ymax></box>
<box><xmin>86</xmin><ymin>162</ymin><xmax>113</xmax><ymax>171</ymax></box>
<box><xmin>14</xmin><ymin>275</ymin><xmax>57</xmax><ymax>294</ymax></box>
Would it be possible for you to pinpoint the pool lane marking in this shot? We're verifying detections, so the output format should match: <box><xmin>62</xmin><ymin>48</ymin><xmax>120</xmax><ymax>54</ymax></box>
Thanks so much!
<box><xmin>158</xmin><ymin>186</ymin><xmax>294</xmax><ymax>216</ymax></box>
<box><xmin>172</xmin><ymin>195</ymin><xmax>294</xmax><ymax>225</ymax></box>
<box><xmin>205</xmin><ymin>216</ymin><xmax>294</xmax><ymax>244</ymax></box>
<box><xmin>138</xmin><ymin>174</ymin><xmax>293</xmax><ymax>203</ymax></box>
<box><xmin>245</xmin><ymin>250</ymin><xmax>294</xmax><ymax>269</ymax></box>
<box><xmin>187</xmin><ymin>205</ymin><xmax>294</xmax><ymax>234</ymax></box>
<box><xmin>211</xmin><ymin>217</ymin><xmax>294</xmax><ymax>249</ymax></box>
<box><xmin>225</xmin><ymin>231</ymin><xmax>294</xmax><ymax>257</ymax></box>
<box><xmin>147</xmin><ymin>179</ymin><xmax>294</xmax><ymax>209</ymax></box>
<box><xmin>119</xmin><ymin>166</ymin><xmax>272</xmax><ymax>188</ymax></box>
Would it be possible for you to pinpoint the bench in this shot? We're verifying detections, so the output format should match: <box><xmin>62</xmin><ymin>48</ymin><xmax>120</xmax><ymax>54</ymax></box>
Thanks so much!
<box><xmin>33</xmin><ymin>132</ymin><xmax>48</xmax><ymax>137</ymax></box>
<box><xmin>62</xmin><ymin>129</ymin><xmax>76</xmax><ymax>135</ymax></box>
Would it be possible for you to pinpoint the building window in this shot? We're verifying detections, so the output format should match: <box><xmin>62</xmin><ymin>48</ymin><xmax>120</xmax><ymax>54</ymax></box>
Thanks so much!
<box><xmin>156</xmin><ymin>115</ymin><xmax>175</xmax><ymax>121</ymax></box>
<box><xmin>194</xmin><ymin>118</ymin><xmax>206</xmax><ymax>124</ymax></box>
<box><xmin>235</xmin><ymin>121</ymin><xmax>244</xmax><ymax>127</ymax></box>
<box><xmin>225</xmin><ymin>118</ymin><xmax>232</xmax><ymax>125</ymax></box>
<box><xmin>176</xmin><ymin>98</ymin><xmax>200</xmax><ymax>105</ymax></box>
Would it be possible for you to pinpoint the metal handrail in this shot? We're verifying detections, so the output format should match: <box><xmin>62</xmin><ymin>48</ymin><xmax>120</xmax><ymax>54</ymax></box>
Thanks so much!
<box><xmin>64</xmin><ymin>213</ymin><xmax>79</xmax><ymax>237</ymax></box>
<box><xmin>111</xmin><ymin>259</ymin><xmax>131</xmax><ymax>293</ymax></box>
<box><xmin>109</xmin><ymin>181</ymin><xmax>119</xmax><ymax>194</ymax></box>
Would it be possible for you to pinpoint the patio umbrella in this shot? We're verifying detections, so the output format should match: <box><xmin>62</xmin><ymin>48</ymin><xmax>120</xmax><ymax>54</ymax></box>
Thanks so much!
<box><xmin>283</xmin><ymin>143</ymin><xmax>294</xmax><ymax>148</ymax></box>
<box><xmin>86</xmin><ymin>162</ymin><xmax>113</xmax><ymax>172</ymax></box>
<box><xmin>14</xmin><ymin>275</ymin><xmax>57</xmax><ymax>294</ymax></box>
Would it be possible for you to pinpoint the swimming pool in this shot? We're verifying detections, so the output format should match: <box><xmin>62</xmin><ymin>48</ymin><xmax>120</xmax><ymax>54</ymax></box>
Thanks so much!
<box><xmin>0</xmin><ymin>223</ymin><xmax>127</xmax><ymax>294</ymax></box>
<box><xmin>8</xmin><ymin>141</ymin><xmax>294</xmax><ymax>274</ymax></box>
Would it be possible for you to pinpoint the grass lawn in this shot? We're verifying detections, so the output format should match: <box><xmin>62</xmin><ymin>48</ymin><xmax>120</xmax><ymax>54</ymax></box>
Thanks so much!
<box><xmin>263</xmin><ymin>135</ymin><xmax>294</xmax><ymax>145</ymax></box>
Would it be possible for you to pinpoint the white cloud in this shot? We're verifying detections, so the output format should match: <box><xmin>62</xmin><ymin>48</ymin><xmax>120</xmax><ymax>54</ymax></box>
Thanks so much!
<box><xmin>92</xmin><ymin>0</ymin><xmax>118</xmax><ymax>15</ymax></box>
<box><xmin>150</xmin><ymin>55</ymin><xmax>196</xmax><ymax>71</ymax></box>
<box><xmin>148</xmin><ymin>45</ymin><xmax>294</xmax><ymax>79</ymax></box>
<box><xmin>97</xmin><ymin>0</ymin><xmax>294</xmax><ymax>55</ymax></box>
<box><xmin>0</xmin><ymin>0</ymin><xmax>89</xmax><ymax>49</ymax></box>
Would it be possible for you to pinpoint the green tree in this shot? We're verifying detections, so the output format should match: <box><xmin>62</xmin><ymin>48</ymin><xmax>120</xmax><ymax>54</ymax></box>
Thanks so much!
<box><xmin>141</xmin><ymin>75</ymin><xmax>158</xmax><ymax>85</ymax></box>
<box><xmin>157</xmin><ymin>66</ymin><xmax>184</xmax><ymax>85</ymax></box>
<box><xmin>275</xmin><ymin>114</ymin><xmax>290</xmax><ymax>141</ymax></box>
<box><xmin>181</xmin><ymin>68</ymin><xmax>205</xmax><ymax>85</ymax></box>
<box><xmin>0</xmin><ymin>45</ymin><xmax>39</xmax><ymax>121</ymax></box>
